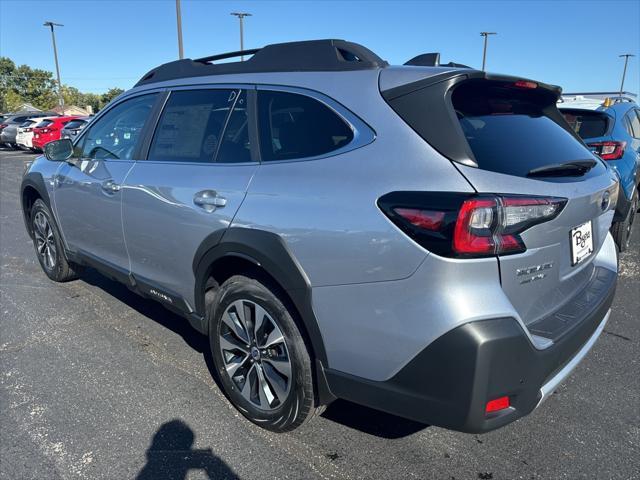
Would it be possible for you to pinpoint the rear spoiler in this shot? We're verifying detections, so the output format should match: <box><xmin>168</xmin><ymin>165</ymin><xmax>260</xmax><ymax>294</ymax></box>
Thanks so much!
<box><xmin>381</xmin><ymin>69</ymin><xmax>562</xmax><ymax>101</ymax></box>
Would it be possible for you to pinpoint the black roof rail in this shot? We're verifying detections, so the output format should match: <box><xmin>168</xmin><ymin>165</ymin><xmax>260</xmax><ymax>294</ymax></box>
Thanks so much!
<box><xmin>135</xmin><ymin>39</ymin><xmax>388</xmax><ymax>87</ymax></box>
<box><xmin>404</xmin><ymin>52</ymin><xmax>471</xmax><ymax>69</ymax></box>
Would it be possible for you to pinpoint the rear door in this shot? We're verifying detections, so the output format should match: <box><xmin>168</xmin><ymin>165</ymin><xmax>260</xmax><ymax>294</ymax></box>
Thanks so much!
<box><xmin>122</xmin><ymin>86</ymin><xmax>258</xmax><ymax>310</ymax></box>
<box><xmin>449</xmin><ymin>80</ymin><xmax>617</xmax><ymax>324</ymax></box>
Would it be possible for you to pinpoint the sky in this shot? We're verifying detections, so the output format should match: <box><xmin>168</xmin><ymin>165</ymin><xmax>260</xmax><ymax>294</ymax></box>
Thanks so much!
<box><xmin>1</xmin><ymin>0</ymin><xmax>638</xmax><ymax>95</ymax></box>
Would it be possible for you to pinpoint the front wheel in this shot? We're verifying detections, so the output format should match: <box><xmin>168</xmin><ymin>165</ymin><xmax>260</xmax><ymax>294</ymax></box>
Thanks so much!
<box><xmin>30</xmin><ymin>199</ymin><xmax>81</xmax><ymax>282</ymax></box>
<box><xmin>209</xmin><ymin>275</ymin><xmax>319</xmax><ymax>432</ymax></box>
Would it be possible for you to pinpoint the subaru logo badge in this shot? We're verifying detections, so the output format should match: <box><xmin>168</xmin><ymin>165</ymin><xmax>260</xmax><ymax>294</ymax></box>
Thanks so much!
<box><xmin>601</xmin><ymin>191</ymin><xmax>610</xmax><ymax>211</ymax></box>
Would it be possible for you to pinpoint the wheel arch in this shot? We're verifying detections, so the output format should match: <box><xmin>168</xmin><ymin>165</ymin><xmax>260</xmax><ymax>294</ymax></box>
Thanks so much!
<box><xmin>21</xmin><ymin>173</ymin><xmax>51</xmax><ymax>238</ymax></box>
<box><xmin>193</xmin><ymin>227</ymin><xmax>328</xmax><ymax>367</ymax></box>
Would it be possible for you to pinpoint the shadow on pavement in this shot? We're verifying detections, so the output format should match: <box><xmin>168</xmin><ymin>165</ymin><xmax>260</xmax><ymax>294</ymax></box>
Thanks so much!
<box><xmin>321</xmin><ymin>399</ymin><xmax>428</xmax><ymax>439</ymax></box>
<box><xmin>81</xmin><ymin>268</ymin><xmax>429</xmax><ymax>440</ymax></box>
<box><xmin>136</xmin><ymin>419</ymin><xmax>238</xmax><ymax>480</ymax></box>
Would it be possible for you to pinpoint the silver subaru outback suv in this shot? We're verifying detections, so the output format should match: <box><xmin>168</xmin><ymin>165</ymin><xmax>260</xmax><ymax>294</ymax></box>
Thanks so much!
<box><xmin>21</xmin><ymin>40</ymin><xmax>619</xmax><ymax>433</ymax></box>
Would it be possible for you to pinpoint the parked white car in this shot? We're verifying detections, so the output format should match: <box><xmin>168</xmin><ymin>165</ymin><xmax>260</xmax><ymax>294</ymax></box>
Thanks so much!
<box><xmin>16</xmin><ymin>117</ymin><xmax>53</xmax><ymax>150</ymax></box>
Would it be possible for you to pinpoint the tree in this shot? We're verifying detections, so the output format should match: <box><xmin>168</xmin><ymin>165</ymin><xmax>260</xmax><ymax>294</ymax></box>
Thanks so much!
<box><xmin>3</xmin><ymin>90</ymin><xmax>24</xmax><ymax>112</ymax></box>
<box><xmin>1</xmin><ymin>56</ymin><xmax>124</xmax><ymax>113</ymax></box>
<box><xmin>100</xmin><ymin>87</ymin><xmax>124</xmax><ymax>108</ymax></box>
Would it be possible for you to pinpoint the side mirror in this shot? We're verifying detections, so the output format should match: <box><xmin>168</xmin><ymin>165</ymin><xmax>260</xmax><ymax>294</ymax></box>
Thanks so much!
<box><xmin>44</xmin><ymin>139</ymin><xmax>74</xmax><ymax>162</ymax></box>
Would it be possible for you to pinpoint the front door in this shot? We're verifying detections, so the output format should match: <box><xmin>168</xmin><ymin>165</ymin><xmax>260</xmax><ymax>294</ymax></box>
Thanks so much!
<box><xmin>54</xmin><ymin>93</ymin><xmax>159</xmax><ymax>271</ymax></box>
<box><xmin>122</xmin><ymin>88</ymin><xmax>258</xmax><ymax>310</ymax></box>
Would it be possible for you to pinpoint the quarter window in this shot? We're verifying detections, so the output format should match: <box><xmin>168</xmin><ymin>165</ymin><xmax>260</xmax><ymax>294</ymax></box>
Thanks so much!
<box><xmin>627</xmin><ymin>110</ymin><xmax>640</xmax><ymax>138</ymax></box>
<box><xmin>148</xmin><ymin>89</ymin><xmax>237</xmax><ymax>163</ymax></box>
<box><xmin>79</xmin><ymin>94</ymin><xmax>157</xmax><ymax>160</ymax></box>
<box><xmin>258</xmin><ymin>90</ymin><xmax>353</xmax><ymax>161</ymax></box>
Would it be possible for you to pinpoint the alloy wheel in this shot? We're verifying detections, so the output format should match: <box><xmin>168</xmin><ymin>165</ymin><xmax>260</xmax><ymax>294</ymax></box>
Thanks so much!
<box><xmin>218</xmin><ymin>299</ymin><xmax>292</xmax><ymax>411</ymax></box>
<box><xmin>33</xmin><ymin>211</ymin><xmax>56</xmax><ymax>270</ymax></box>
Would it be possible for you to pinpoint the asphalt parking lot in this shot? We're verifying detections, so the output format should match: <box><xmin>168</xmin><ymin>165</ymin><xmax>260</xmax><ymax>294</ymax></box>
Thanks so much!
<box><xmin>0</xmin><ymin>148</ymin><xmax>638</xmax><ymax>480</ymax></box>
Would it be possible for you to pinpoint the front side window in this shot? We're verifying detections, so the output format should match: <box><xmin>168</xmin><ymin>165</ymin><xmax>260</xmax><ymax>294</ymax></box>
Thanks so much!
<box><xmin>79</xmin><ymin>93</ymin><xmax>158</xmax><ymax>160</ymax></box>
<box><xmin>258</xmin><ymin>90</ymin><xmax>353</xmax><ymax>161</ymax></box>
<box><xmin>148</xmin><ymin>89</ymin><xmax>237</xmax><ymax>163</ymax></box>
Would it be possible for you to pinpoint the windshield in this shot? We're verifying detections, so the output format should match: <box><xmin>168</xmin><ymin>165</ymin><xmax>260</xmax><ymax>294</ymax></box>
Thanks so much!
<box><xmin>35</xmin><ymin>119</ymin><xmax>54</xmax><ymax>128</ymax></box>
<box><xmin>560</xmin><ymin>109</ymin><xmax>609</xmax><ymax>139</ymax></box>
<box><xmin>64</xmin><ymin>119</ymin><xmax>86</xmax><ymax>129</ymax></box>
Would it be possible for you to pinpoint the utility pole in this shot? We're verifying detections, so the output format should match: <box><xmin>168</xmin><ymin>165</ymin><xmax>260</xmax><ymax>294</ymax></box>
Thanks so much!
<box><xmin>43</xmin><ymin>21</ymin><xmax>64</xmax><ymax>110</ymax></box>
<box><xmin>176</xmin><ymin>0</ymin><xmax>184</xmax><ymax>59</ymax></box>
<box><xmin>480</xmin><ymin>31</ymin><xmax>497</xmax><ymax>71</ymax></box>
<box><xmin>230</xmin><ymin>12</ymin><xmax>252</xmax><ymax>60</ymax></box>
<box><xmin>618</xmin><ymin>54</ymin><xmax>635</xmax><ymax>97</ymax></box>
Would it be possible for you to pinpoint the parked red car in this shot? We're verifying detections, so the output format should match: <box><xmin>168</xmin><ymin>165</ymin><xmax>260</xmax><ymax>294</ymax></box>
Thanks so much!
<box><xmin>32</xmin><ymin>116</ymin><xmax>81</xmax><ymax>151</ymax></box>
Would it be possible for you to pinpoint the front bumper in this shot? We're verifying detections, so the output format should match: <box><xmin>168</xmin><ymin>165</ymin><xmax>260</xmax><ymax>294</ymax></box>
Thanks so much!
<box><xmin>324</xmin><ymin>266</ymin><xmax>616</xmax><ymax>433</ymax></box>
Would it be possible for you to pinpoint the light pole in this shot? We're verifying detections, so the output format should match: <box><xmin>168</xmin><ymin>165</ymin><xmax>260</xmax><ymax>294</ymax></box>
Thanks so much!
<box><xmin>43</xmin><ymin>21</ymin><xmax>64</xmax><ymax>110</ymax></box>
<box><xmin>618</xmin><ymin>54</ymin><xmax>635</xmax><ymax>97</ymax></box>
<box><xmin>480</xmin><ymin>31</ymin><xmax>497</xmax><ymax>71</ymax></box>
<box><xmin>176</xmin><ymin>0</ymin><xmax>184</xmax><ymax>59</ymax></box>
<box><xmin>230</xmin><ymin>12</ymin><xmax>252</xmax><ymax>60</ymax></box>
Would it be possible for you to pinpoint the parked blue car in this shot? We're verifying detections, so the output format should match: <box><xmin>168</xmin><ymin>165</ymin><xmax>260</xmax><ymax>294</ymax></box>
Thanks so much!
<box><xmin>560</xmin><ymin>93</ymin><xmax>640</xmax><ymax>251</ymax></box>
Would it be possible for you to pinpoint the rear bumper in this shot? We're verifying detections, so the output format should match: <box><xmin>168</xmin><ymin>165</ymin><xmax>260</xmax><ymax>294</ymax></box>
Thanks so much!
<box><xmin>324</xmin><ymin>266</ymin><xmax>616</xmax><ymax>433</ymax></box>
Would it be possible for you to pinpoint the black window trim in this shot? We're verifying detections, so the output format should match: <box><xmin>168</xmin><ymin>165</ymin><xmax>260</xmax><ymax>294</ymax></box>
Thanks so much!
<box><xmin>140</xmin><ymin>83</ymin><xmax>260</xmax><ymax>165</ymax></box>
<box><xmin>255</xmin><ymin>84</ymin><xmax>376</xmax><ymax>164</ymax></box>
<box><xmin>72</xmin><ymin>88</ymin><xmax>166</xmax><ymax>162</ymax></box>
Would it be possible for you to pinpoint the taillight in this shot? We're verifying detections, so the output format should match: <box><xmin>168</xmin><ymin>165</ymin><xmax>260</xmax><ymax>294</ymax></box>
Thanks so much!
<box><xmin>512</xmin><ymin>80</ymin><xmax>538</xmax><ymax>89</ymax></box>
<box><xmin>379</xmin><ymin>192</ymin><xmax>566</xmax><ymax>258</ymax></box>
<box><xmin>0</xmin><ymin>123</ymin><xmax>7</xmax><ymax>130</ymax></box>
<box><xmin>587</xmin><ymin>141</ymin><xmax>626</xmax><ymax>161</ymax></box>
<box><xmin>24</xmin><ymin>128</ymin><xmax>32</xmax><ymax>132</ymax></box>
<box><xmin>41</xmin><ymin>128</ymin><xmax>51</xmax><ymax>133</ymax></box>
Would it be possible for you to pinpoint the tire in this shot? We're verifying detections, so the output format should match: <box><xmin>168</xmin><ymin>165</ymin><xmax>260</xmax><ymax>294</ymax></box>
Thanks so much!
<box><xmin>209</xmin><ymin>275</ymin><xmax>318</xmax><ymax>432</ymax></box>
<box><xmin>611</xmin><ymin>191</ymin><xmax>637</xmax><ymax>253</ymax></box>
<box><xmin>30</xmin><ymin>199</ymin><xmax>81</xmax><ymax>282</ymax></box>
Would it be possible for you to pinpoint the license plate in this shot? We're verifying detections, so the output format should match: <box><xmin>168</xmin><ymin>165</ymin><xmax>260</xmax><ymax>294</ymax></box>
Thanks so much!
<box><xmin>570</xmin><ymin>221</ymin><xmax>594</xmax><ymax>266</ymax></box>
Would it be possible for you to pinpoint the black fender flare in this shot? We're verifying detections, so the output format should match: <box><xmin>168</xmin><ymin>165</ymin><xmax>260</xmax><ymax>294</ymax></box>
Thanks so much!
<box><xmin>193</xmin><ymin>227</ymin><xmax>328</xmax><ymax>366</ymax></box>
<box><xmin>20</xmin><ymin>172</ymin><xmax>53</xmax><ymax>238</ymax></box>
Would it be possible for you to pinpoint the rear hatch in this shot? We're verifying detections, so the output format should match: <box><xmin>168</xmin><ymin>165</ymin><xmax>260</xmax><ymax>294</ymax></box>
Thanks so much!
<box><xmin>382</xmin><ymin>71</ymin><xmax>618</xmax><ymax>326</ymax></box>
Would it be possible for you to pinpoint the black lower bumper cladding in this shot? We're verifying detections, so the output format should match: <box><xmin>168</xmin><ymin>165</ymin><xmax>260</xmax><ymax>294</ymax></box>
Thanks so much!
<box><xmin>324</xmin><ymin>267</ymin><xmax>616</xmax><ymax>433</ymax></box>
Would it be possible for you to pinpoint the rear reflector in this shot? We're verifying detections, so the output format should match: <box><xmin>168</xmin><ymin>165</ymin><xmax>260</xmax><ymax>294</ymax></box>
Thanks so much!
<box><xmin>485</xmin><ymin>396</ymin><xmax>510</xmax><ymax>414</ymax></box>
<box><xmin>587</xmin><ymin>141</ymin><xmax>626</xmax><ymax>161</ymax></box>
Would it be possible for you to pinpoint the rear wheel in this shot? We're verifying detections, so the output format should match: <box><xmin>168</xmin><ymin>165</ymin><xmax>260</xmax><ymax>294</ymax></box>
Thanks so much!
<box><xmin>30</xmin><ymin>199</ymin><xmax>81</xmax><ymax>282</ymax></box>
<box><xmin>611</xmin><ymin>191</ymin><xmax>637</xmax><ymax>252</ymax></box>
<box><xmin>209</xmin><ymin>275</ymin><xmax>318</xmax><ymax>432</ymax></box>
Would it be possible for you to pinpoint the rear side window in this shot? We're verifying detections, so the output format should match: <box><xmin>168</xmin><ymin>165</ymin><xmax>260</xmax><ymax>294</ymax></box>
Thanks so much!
<box><xmin>560</xmin><ymin>109</ymin><xmax>609</xmax><ymax>139</ymax></box>
<box><xmin>452</xmin><ymin>81</ymin><xmax>597</xmax><ymax>177</ymax></box>
<box><xmin>258</xmin><ymin>91</ymin><xmax>353</xmax><ymax>161</ymax></box>
<box><xmin>148</xmin><ymin>89</ymin><xmax>236</xmax><ymax>163</ymax></box>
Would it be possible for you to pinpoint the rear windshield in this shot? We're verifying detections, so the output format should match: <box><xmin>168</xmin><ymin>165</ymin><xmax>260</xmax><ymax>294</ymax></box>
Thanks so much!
<box><xmin>559</xmin><ymin>109</ymin><xmax>609</xmax><ymax>139</ymax></box>
<box><xmin>64</xmin><ymin>119</ymin><xmax>86</xmax><ymax>129</ymax></box>
<box><xmin>35</xmin><ymin>119</ymin><xmax>54</xmax><ymax>128</ymax></box>
<box><xmin>452</xmin><ymin>81</ymin><xmax>597</xmax><ymax>177</ymax></box>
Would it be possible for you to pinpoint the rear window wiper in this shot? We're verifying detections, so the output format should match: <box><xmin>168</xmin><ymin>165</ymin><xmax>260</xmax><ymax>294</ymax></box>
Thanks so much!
<box><xmin>527</xmin><ymin>159</ymin><xmax>597</xmax><ymax>178</ymax></box>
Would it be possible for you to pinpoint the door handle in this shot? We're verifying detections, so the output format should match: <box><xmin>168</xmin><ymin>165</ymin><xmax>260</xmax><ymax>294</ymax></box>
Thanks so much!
<box><xmin>101</xmin><ymin>179</ymin><xmax>121</xmax><ymax>193</ymax></box>
<box><xmin>193</xmin><ymin>190</ymin><xmax>227</xmax><ymax>212</ymax></box>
